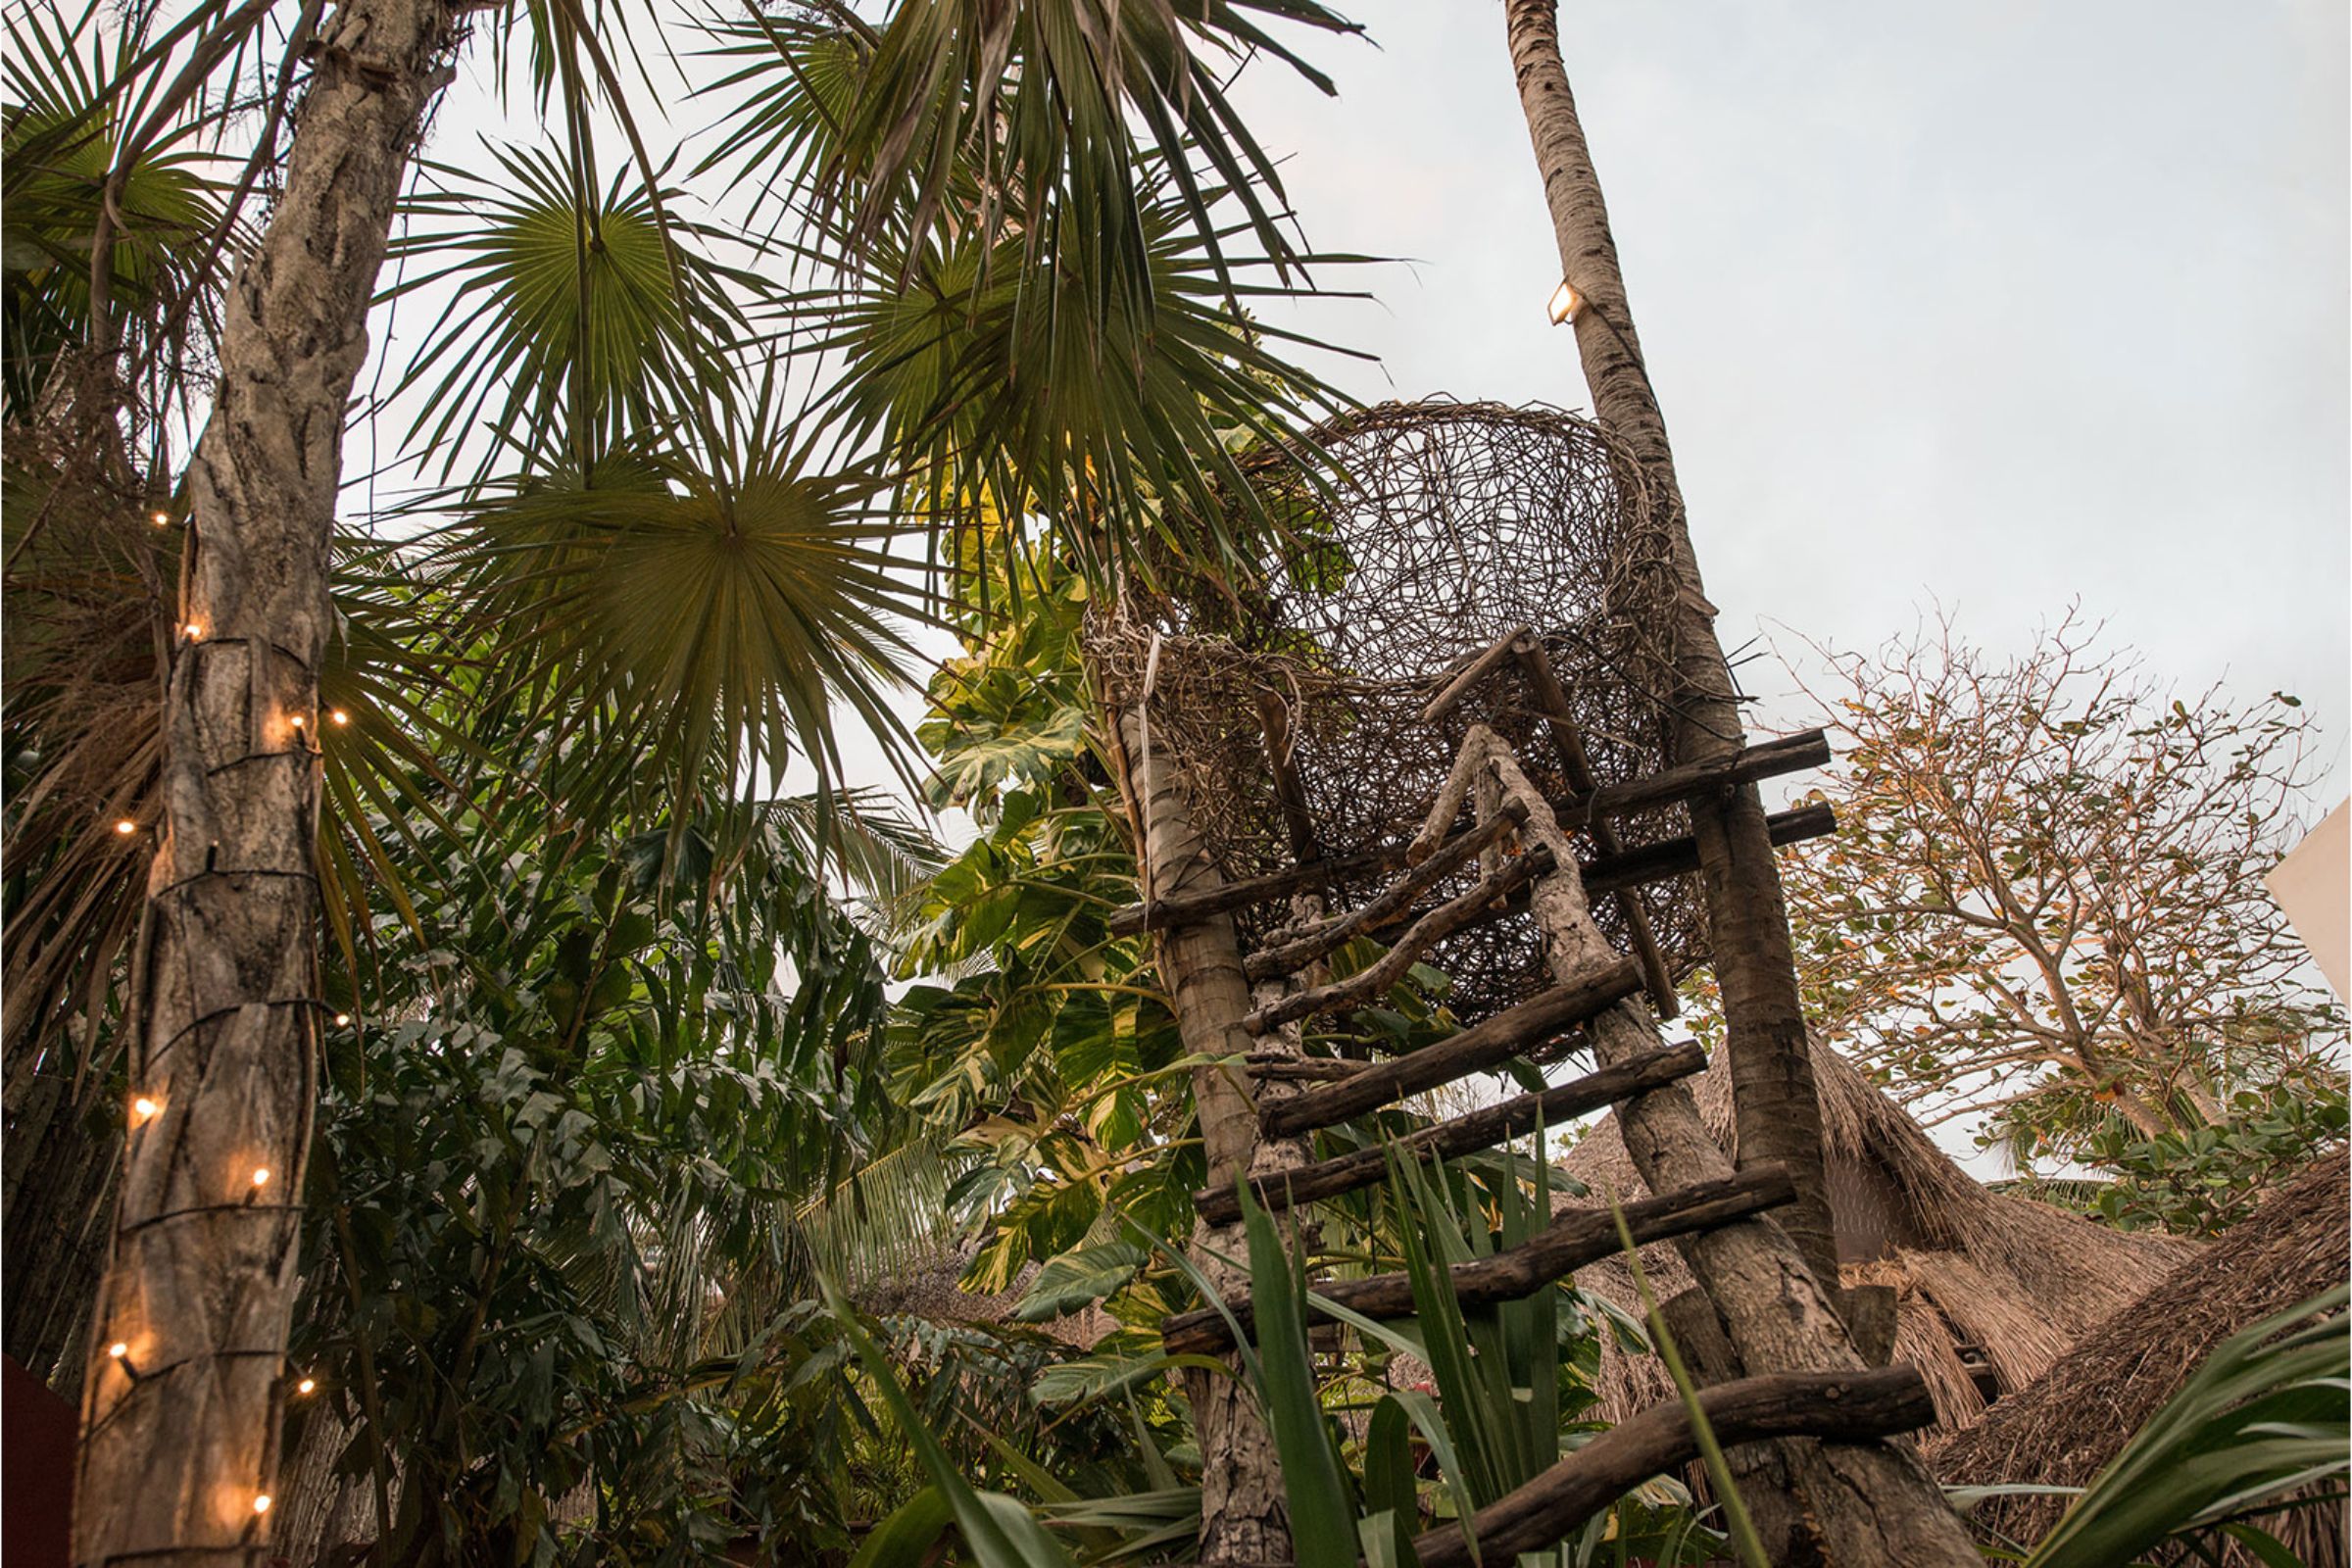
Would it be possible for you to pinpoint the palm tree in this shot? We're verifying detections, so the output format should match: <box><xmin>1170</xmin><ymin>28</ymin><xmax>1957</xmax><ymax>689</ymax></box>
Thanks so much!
<box><xmin>4</xmin><ymin>1</ymin><xmax>1358</xmax><ymax>1557</ymax></box>
<box><xmin>55</xmin><ymin>0</ymin><xmax>458</xmax><ymax>1553</ymax></box>
<box><xmin>1499</xmin><ymin>6</ymin><xmax>1982</xmax><ymax>1561</ymax></box>
<box><xmin>1498</xmin><ymin>0</ymin><xmax>1838</xmax><ymax>1298</ymax></box>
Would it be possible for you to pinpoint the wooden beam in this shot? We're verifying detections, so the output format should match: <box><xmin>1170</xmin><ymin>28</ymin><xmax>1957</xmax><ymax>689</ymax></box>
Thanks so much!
<box><xmin>1350</xmin><ymin>804</ymin><xmax>1838</xmax><ymax>950</ymax></box>
<box><xmin>1104</xmin><ymin>755</ymin><xmax>1832</xmax><ymax>937</ymax></box>
<box><xmin>1560</xmin><ymin>728</ymin><xmax>1829</xmax><ymax>825</ymax></box>
<box><xmin>1419</xmin><ymin>624</ymin><xmax>1536</xmax><ymax>723</ymax></box>
<box><xmin>1586</xmin><ymin>804</ymin><xmax>1835</xmax><ymax>898</ymax></box>
<box><xmin>1244</xmin><ymin>1054</ymin><xmax>1363</xmax><ymax>1084</ymax></box>
<box><xmin>1244</xmin><ymin>805</ymin><xmax>1528</xmax><ymax>982</ymax></box>
<box><xmin>1160</xmin><ymin>1165</ymin><xmax>1794</xmax><ymax>1356</ymax></box>
<box><xmin>1259</xmin><ymin>959</ymin><xmax>1643</xmax><ymax>1139</ymax></box>
<box><xmin>1195</xmin><ymin>1040</ymin><xmax>1706</xmax><ymax>1225</ymax></box>
<box><xmin>1404</xmin><ymin>1367</ymin><xmax>1936</xmax><ymax>1568</ymax></box>
<box><xmin>1244</xmin><ymin>853</ymin><xmax>1544</xmax><ymax>1035</ymax></box>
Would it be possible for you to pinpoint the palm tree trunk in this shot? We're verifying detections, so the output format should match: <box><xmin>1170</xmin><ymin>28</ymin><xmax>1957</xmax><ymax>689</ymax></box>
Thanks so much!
<box><xmin>74</xmin><ymin>1</ymin><xmax>455</xmax><ymax>1559</ymax></box>
<box><xmin>1501</xmin><ymin>0</ymin><xmax>1840</xmax><ymax>1291</ymax></box>
<box><xmin>1106</xmin><ymin>696</ymin><xmax>1297</xmax><ymax>1566</ymax></box>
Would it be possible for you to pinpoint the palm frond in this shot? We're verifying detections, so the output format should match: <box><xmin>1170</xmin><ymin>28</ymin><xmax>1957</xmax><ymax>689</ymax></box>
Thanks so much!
<box><xmin>419</xmin><ymin>383</ymin><xmax>936</xmax><ymax>819</ymax></box>
<box><xmin>382</xmin><ymin>144</ymin><xmax>768</xmax><ymax>484</ymax></box>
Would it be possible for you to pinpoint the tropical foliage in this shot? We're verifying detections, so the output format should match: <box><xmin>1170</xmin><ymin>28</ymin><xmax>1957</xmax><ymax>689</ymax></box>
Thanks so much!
<box><xmin>5</xmin><ymin>0</ymin><xmax>2344</xmax><ymax>1562</ymax></box>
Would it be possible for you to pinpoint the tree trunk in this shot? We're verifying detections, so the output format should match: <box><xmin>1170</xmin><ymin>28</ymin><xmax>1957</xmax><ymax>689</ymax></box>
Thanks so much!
<box><xmin>1501</xmin><ymin>0</ymin><xmax>1840</xmax><ymax>1290</ymax></box>
<box><xmin>1477</xmin><ymin>730</ymin><xmax>1980</xmax><ymax>1566</ymax></box>
<box><xmin>74</xmin><ymin>1</ymin><xmax>455</xmax><ymax>1559</ymax></box>
<box><xmin>1106</xmin><ymin>700</ymin><xmax>1298</xmax><ymax>1567</ymax></box>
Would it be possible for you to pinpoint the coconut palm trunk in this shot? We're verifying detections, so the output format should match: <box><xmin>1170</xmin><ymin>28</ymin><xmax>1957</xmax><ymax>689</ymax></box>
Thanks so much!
<box><xmin>1107</xmin><ymin>698</ymin><xmax>1298</xmax><ymax>1564</ymax></box>
<box><xmin>1501</xmin><ymin>0</ymin><xmax>1840</xmax><ymax>1291</ymax></box>
<box><xmin>74</xmin><ymin>0</ymin><xmax>455</xmax><ymax>1557</ymax></box>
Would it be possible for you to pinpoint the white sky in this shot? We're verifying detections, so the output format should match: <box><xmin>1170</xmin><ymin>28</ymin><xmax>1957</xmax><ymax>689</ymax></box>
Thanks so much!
<box><xmin>1225</xmin><ymin>0</ymin><xmax>2350</xmax><ymax>785</ymax></box>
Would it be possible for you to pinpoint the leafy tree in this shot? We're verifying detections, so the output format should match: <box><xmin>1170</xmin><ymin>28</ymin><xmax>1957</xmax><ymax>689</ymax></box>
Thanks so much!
<box><xmin>2</xmin><ymin>0</ymin><xmax>1362</xmax><ymax>1551</ymax></box>
<box><xmin>293</xmin><ymin>758</ymin><xmax>928</xmax><ymax>1564</ymax></box>
<box><xmin>2080</xmin><ymin>1083</ymin><xmax>2349</xmax><ymax>1238</ymax></box>
<box><xmin>1748</xmin><ymin>610</ymin><xmax>2344</xmax><ymax>1186</ymax></box>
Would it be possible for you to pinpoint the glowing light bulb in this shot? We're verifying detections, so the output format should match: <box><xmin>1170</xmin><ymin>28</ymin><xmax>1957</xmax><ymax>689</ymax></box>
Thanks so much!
<box><xmin>288</xmin><ymin>714</ymin><xmax>306</xmax><ymax>730</ymax></box>
<box><xmin>296</xmin><ymin>1377</ymin><xmax>316</xmax><ymax>1395</ymax></box>
<box><xmin>329</xmin><ymin>710</ymin><xmax>350</xmax><ymax>726</ymax></box>
<box><xmin>184</xmin><ymin>622</ymin><xmax>204</xmax><ymax>640</ymax></box>
<box><xmin>1546</xmin><ymin>278</ymin><xmax>1582</xmax><ymax>325</ymax></box>
<box><xmin>115</xmin><ymin>819</ymin><xmax>137</xmax><ymax>835</ymax></box>
<box><xmin>253</xmin><ymin>1494</ymin><xmax>272</xmax><ymax>1515</ymax></box>
<box><xmin>132</xmin><ymin>1097</ymin><xmax>158</xmax><ymax>1120</ymax></box>
<box><xmin>250</xmin><ymin>1166</ymin><xmax>271</xmax><ymax>1189</ymax></box>
<box><xmin>108</xmin><ymin>1342</ymin><xmax>128</xmax><ymax>1359</ymax></box>
<box><xmin>334</xmin><ymin>1013</ymin><xmax>352</xmax><ymax>1026</ymax></box>
<box><xmin>150</xmin><ymin>511</ymin><xmax>171</xmax><ymax>527</ymax></box>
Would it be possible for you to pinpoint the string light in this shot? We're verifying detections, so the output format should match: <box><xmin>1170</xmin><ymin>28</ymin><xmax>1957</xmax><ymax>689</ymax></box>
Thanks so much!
<box><xmin>333</xmin><ymin>1013</ymin><xmax>352</xmax><ymax>1026</ymax></box>
<box><xmin>115</xmin><ymin>819</ymin><xmax>137</xmax><ymax>836</ymax></box>
<box><xmin>296</xmin><ymin>1377</ymin><xmax>316</xmax><ymax>1396</ymax></box>
<box><xmin>250</xmin><ymin>1166</ymin><xmax>271</xmax><ymax>1189</ymax></box>
<box><xmin>184</xmin><ymin>622</ymin><xmax>205</xmax><ymax>640</ymax></box>
<box><xmin>288</xmin><ymin>714</ymin><xmax>306</xmax><ymax>731</ymax></box>
<box><xmin>132</xmin><ymin>1096</ymin><xmax>158</xmax><ymax>1121</ymax></box>
<box><xmin>329</xmin><ymin>710</ymin><xmax>350</xmax><ymax>726</ymax></box>
<box><xmin>108</xmin><ymin>1342</ymin><xmax>128</xmax><ymax>1359</ymax></box>
<box><xmin>150</xmin><ymin>511</ymin><xmax>172</xmax><ymax>527</ymax></box>
<box><xmin>253</xmin><ymin>1494</ymin><xmax>272</xmax><ymax>1515</ymax></box>
<box><xmin>1546</xmin><ymin>278</ymin><xmax>1582</xmax><ymax>325</ymax></box>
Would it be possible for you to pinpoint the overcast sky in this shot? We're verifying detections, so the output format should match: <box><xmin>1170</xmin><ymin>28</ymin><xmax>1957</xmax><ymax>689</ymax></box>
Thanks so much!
<box><xmin>1217</xmin><ymin>0</ymin><xmax>2349</xmax><ymax>797</ymax></box>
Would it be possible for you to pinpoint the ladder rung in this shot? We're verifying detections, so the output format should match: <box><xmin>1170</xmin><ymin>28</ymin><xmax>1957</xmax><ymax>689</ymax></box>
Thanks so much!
<box><xmin>1406</xmin><ymin>1366</ymin><xmax>1936</xmax><ymax>1568</ymax></box>
<box><xmin>1259</xmin><ymin>958</ymin><xmax>1643</xmax><ymax>1139</ymax></box>
<box><xmin>1357</xmin><ymin>805</ymin><xmax>1837</xmax><ymax>952</ymax></box>
<box><xmin>1105</xmin><ymin>795</ymin><xmax>1833</xmax><ymax>937</ymax></box>
<box><xmin>1244</xmin><ymin>853</ymin><xmax>1544</xmax><ymax>1035</ymax></box>
<box><xmin>1159</xmin><ymin>1164</ymin><xmax>1795</xmax><ymax>1356</ymax></box>
<box><xmin>1197</xmin><ymin>1040</ymin><xmax>1705</xmax><ymax>1225</ymax></box>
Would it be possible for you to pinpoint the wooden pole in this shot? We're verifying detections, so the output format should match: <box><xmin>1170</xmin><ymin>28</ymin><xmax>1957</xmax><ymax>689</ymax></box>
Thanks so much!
<box><xmin>1407</xmin><ymin>1368</ymin><xmax>1937</xmax><ymax>1568</ymax></box>
<box><xmin>1470</xmin><ymin>726</ymin><xmax>1982</xmax><ymax>1564</ymax></box>
<box><xmin>1101</xmin><ymin>679</ymin><xmax>1295</xmax><ymax>1567</ymax></box>
<box><xmin>1195</xmin><ymin>1040</ymin><xmax>1705</xmax><ymax>1225</ymax></box>
<box><xmin>1164</xmin><ymin>1166</ymin><xmax>1793</xmax><ymax>1356</ymax></box>
<box><xmin>1503</xmin><ymin>0</ymin><xmax>1840</xmax><ymax>1291</ymax></box>
<box><xmin>1108</xmin><ymin>798</ymin><xmax>1833</xmax><ymax>939</ymax></box>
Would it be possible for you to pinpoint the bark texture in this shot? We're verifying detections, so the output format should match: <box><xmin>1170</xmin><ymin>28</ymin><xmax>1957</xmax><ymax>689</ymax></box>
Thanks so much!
<box><xmin>75</xmin><ymin>1</ymin><xmax>455</xmax><ymax>1559</ymax></box>
<box><xmin>1472</xmin><ymin>729</ymin><xmax>1979</xmax><ymax>1565</ymax></box>
<box><xmin>1409</xmin><ymin>1368</ymin><xmax>1936</xmax><ymax>1568</ymax></box>
<box><xmin>1110</xmin><ymin>703</ymin><xmax>1298</xmax><ymax>1566</ymax></box>
<box><xmin>1502</xmin><ymin>0</ymin><xmax>1839</xmax><ymax>1292</ymax></box>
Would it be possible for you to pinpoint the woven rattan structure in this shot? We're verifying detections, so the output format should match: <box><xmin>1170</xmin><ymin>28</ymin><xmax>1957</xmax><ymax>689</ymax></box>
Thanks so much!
<box><xmin>1090</xmin><ymin>398</ymin><xmax>1700</xmax><ymax>1019</ymax></box>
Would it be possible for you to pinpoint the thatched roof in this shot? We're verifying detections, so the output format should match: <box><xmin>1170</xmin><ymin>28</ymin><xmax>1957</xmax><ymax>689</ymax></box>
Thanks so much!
<box><xmin>1935</xmin><ymin>1147</ymin><xmax>2349</xmax><ymax>1567</ymax></box>
<box><xmin>1555</xmin><ymin>1037</ymin><xmax>2202</xmax><ymax>1440</ymax></box>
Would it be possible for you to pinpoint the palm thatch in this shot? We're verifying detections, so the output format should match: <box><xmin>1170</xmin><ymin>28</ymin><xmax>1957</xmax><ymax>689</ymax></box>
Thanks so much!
<box><xmin>1556</xmin><ymin>1035</ymin><xmax>2201</xmax><ymax>1440</ymax></box>
<box><xmin>1934</xmin><ymin>1147</ymin><xmax>2349</xmax><ymax>1567</ymax></box>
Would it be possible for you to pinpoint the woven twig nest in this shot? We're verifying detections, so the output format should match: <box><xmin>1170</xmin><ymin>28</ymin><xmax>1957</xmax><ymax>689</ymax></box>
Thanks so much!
<box><xmin>1091</xmin><ymin>400</ymin><xmax>1707</xmax><ymax>1022</ymax></box>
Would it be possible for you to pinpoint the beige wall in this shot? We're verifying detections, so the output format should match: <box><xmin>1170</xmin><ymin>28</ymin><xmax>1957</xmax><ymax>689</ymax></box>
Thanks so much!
<box><xmin>2266</xmin><ymin>799</ymin><xmax>2350</xmax><ymax>1003</ymax></box>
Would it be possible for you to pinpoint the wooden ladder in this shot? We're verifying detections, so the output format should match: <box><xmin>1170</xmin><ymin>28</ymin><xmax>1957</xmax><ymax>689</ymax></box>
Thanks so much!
<box><xmin>1124</xmin><ymin>631</ymin><xmax>1946</xmax><ymax>1564</ymax></box>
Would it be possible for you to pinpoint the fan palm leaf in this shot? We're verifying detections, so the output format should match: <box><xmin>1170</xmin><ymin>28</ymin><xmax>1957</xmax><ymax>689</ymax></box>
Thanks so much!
<box><xmin>420</xmin><ymin>385</ymin><xmax>935</xmax><ymax>825</ymax></box>
<box><xmin>383</xmin><ymin>144</ymin><xmax>768</xmax><ymax>484</ymax></box>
